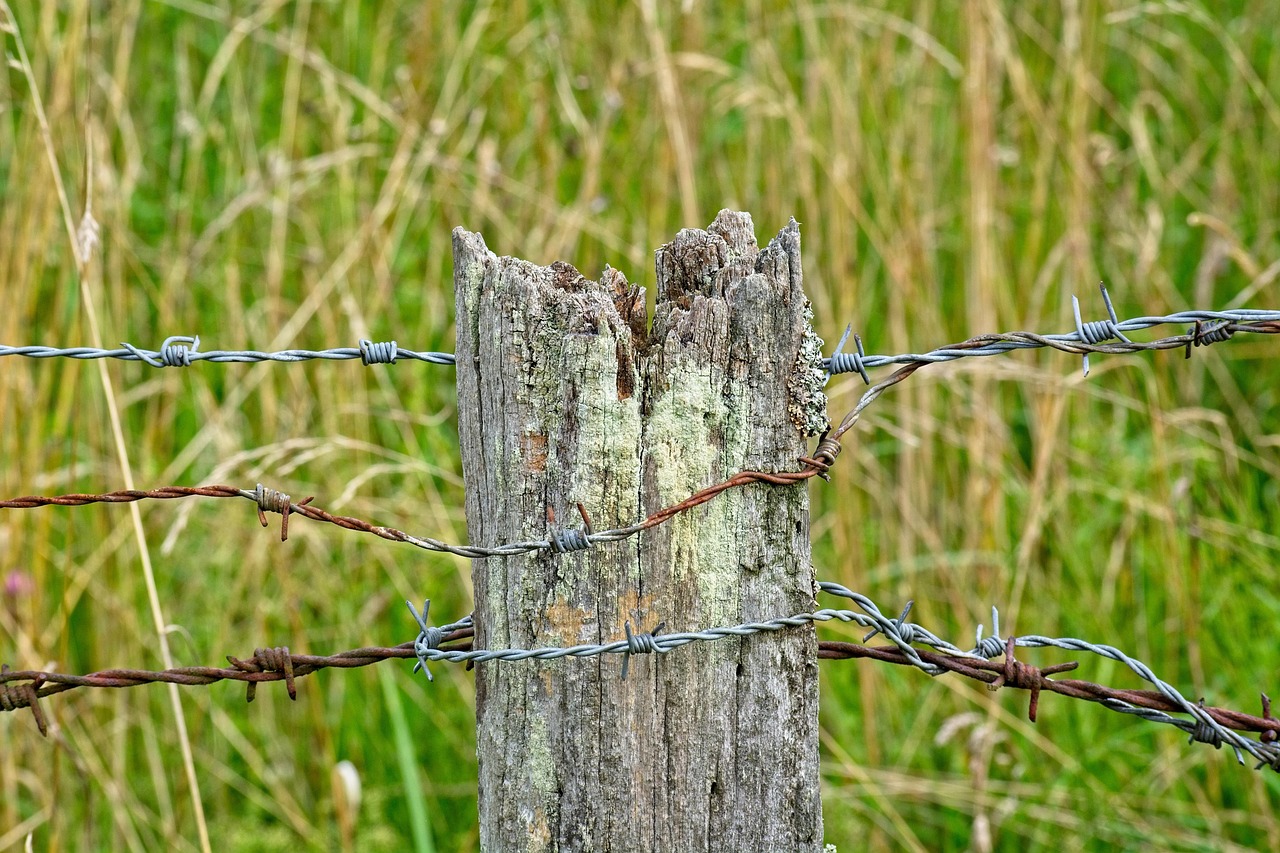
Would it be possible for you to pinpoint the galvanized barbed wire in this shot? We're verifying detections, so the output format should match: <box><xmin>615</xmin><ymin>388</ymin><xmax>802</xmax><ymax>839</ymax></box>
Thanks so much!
<box><xmin>827</xmin><ymin>587</ymin><xmax>1280</xmax><ymax>770</ymax></box>
<box><xmin>0</xmin><ymin>336</ymin><xmax>456</xmax><ymax>366</ymax></box>
<box><xmin>4</xmin><ymin>286</ymin><xmax>1275</xmax><ymax>376</ymax></box>
<box><xmin>3</xmin><ymin>583</ymin><xmax>1276</xmax><ymax>771</ymax></box>
<box><xmin>0</xmin><ymin>483</ymin><xmax>688</xmax><ymax>559</ymax></box>
<box><xmin>821</xmin><ymin>306</ymin><xmax>1280</xmax><ymax>446</ymax></box>
<box><xmin>5</xmin><ymin>296</ymin><xmax>1280</xmax><ymax>560</ymax></box>
<box><xmin>403</xmin><ymin>580</ymin><xmax>1280</xmax><ymax>769</ymax></box>
<box><xmin>822</xmin><ymin>285</ymin><xmax>1280</xmax><ymax>379</ymax></box>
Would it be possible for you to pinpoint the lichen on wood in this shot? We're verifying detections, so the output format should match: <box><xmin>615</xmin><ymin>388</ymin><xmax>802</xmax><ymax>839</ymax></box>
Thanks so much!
<box><xmin>454</xmin><ymin>210</ymin><xmax>824</xmax><ymax>852</ymax></box>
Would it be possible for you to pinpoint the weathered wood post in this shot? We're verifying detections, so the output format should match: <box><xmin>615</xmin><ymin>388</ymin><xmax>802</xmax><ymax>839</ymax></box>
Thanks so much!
<box><xmin>454</xmin><ymin>210</ymin><xmax>826</xmax><ymax>852</ymax></box>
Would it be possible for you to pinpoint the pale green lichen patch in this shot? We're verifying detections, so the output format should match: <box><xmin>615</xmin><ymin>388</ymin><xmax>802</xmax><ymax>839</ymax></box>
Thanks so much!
<box><xmin>642</xmin><ymin>350</ymin><xmax>743</xmax><ymax>626</ymax></box>
<box><xmin>788</xmin><ymin>301</ymin><xmax>829</xmax><ymax>436</ymax></box>
<box><xmin>524</xmin><ymin>710</ymin><xmax>558</xmax><ymax>845</ymax></box>
<box><xmin>479</xmin><ymin>255</ymin><xmax>646</xmax><ymax>642</ymax></box>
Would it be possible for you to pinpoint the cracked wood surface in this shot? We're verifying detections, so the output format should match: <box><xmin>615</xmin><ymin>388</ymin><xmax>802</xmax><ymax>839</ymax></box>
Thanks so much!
<box><xmin>454</xmin><ymin>210</ymin><xmax>825</xmax><ymax>852</ymax></box>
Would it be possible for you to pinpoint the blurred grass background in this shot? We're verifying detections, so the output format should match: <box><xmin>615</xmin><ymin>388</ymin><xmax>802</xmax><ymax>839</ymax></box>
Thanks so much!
<box><xmin>1</xmin><ymin>0</ymin><xmax>1278</xmax><ymax>850</ymax></box>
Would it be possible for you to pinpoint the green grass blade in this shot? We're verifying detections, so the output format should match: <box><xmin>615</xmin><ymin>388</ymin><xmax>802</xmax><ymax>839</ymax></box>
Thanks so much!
<box><xmin>378</xmin><ymin>666</ymin><xmax>436</xmax><ymax>853</ymax></box>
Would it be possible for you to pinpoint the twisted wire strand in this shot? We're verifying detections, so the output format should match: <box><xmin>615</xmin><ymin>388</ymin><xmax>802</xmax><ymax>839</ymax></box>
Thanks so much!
<box><xmin>3</xmin><ymin>307</ymin><xmax>1275</xmax><ymax>374</ymax></box>
<box><xmin>820</xmin><ymin>309</ymin><xmax>1280</xmax><ymax>375</ymax></box>
<box><xmin>0</xmin><ymin>339</ymin><xmax>455</xmax><ymax>366</ymax></box>
<box><xmin>4</xmin><ymin>584</ymin><xmax>1277</xmax><ymax>770</ymax></box>
<box><xmin>400</xmin><ymin>581</ymin><xmax>1280</xmax><ymax>772</ymax></box>
<box><xmin>1002</xmin><ymin>632</ymin><xmax>1269</xmax><ymax>766</ymax></box>
<box><xmin>0</xmin><ymin>471</ymin><xmax>826</xmax><ymax>560</ymax></box>
<box><xmin>4</xmin><ymin>311</ymin><xmax>1280</xmax><ymax>560</ymax></box>
<box><xmin>3</xmin><ymin>299</ymin><xmax>1276</xmax><ymax>770</ymax></box>
<box><xmin>823</xmin><ymin>315</ymin><xmax>1280</xmax><ymax>445</ymax></box>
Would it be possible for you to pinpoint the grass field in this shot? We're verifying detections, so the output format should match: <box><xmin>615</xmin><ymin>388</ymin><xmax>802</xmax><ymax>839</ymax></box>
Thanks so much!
<box><xmin>2</xmin><ymin>1</ymin><xmax>1279</xmax><ymax>850</ymax></box>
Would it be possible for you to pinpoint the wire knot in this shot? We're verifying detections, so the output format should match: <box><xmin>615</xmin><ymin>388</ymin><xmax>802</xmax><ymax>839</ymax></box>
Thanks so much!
<box><xmin>407</xmin><ymin>599</ymin><xmax>447</xmax><ymax>681</ymax></box>
<box><xmin>826</xmin><ymin>324</ymin><xmax>870</xmax><ymax>385</ymax></box>
<box><xmin>988</xmin><ymin>637</ymin><xmax>1044</xmax><ymax>719</ymax></box>
<box><xmin>972</xmin><ymin>607</ymin><xmax>1006</xmax><ymax>658</ymax></box>
<box><xmin>987</xmin><ymin>636</ymin><xmax>1078</xmax><ymax>722</ymax></box>
<box><xmin>863</xmin><ymin>601</ymin><xmax>918</xmax><ymax>646</ymax></box>
<box><xmin>121</xmin><ymin>335</ymin><xmax>200</xmax><ymax>368</ymax></box>
<box><xmin>255</xmin><ymin>484</ymin><xmax>312</xmax><ymax>541</ymax></box>
<box><xmin>159</xmin><ymin>335</ymin><xmax>199</xmax><ymax>367</ymax></box>
<box><xmin>359</xmin><ymin>339</ymin><xmax>398</xmax><ymax>365</ymax></box>
<box><xmin>622</xmin><ymin>620</ymin><xmax>666</xmax><ymax>680</ymax></box>
<box><xmin>797</xmin><ymin>433</ymin><xmax>843</xmax><ymax>482</ymax></box>
<box><xmin>1185</xmin><ymin>320</ymin><xmax>1234</xmax><ymax>359</ymax></box>
<box><xmin>1077</xmin><ymin>318</ymin><xmax>1120</xmax><ymax>345</ymax></box>
<box><xmin>973</xmin><ymin>636</ymin><xmax>1007</xmax><ymax>660</ymax></box>
<box><xmin>547</xmin><ymin>504</ymin><xmax>595</xmax><ymax>554</ymax></box>
<box><xmin>1072</xmin><ymin>283</ymin><xmax>1131</xmax><ymax>376</ymax></box>
<box><xmin>1188</xmin><ymin>701</ymin><xmax>1224</xmax><ymax>749</ymax></box>
<box><xmin>0</xmin><ymin>670</ymin><xmax>48</xmax><ymax>736</ymax></box>
<box><xmin>549</xmin><ymin>527</ymin><xmax>591</xmax><ymax>553</ymax></box>
<box><xmin>227</xmin><ymin>646</ymin><xmax>296</xmax><ymax>702</ymax></box>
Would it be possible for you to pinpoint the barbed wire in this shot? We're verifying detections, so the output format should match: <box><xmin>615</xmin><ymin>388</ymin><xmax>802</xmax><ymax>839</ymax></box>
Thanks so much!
<box><xmin>0</xmin><ymin>336</ymin><xmax>455</xmax><ymax>367</ymax></box>
<box><xmin>822</xmin><ymin>290</ymin><xmax>1280</xmax><ymax>445</ymax></box>
<box><xmin>825</xmin><ymin>291</ymin><xmax>1280</xmax><ymax>382</ymax></box>
<box><xmin>3</xmin><ymin>287</ymin><xmax>1275</xmax><ymax>380</ymax></box>
<box><xmin>3</xmin><ymin>583</ymin><xmax>1275</xmax><ymax>770</ymax></box>
<box><xmin>4</xmin><ymin>288</ymin><xmax>1279</xmax><ymax>772</ymax></box>
<box><xmin>4</xmin><ymin>290</ymin><xmax>1279</xmax><ymax>560</ymax></box>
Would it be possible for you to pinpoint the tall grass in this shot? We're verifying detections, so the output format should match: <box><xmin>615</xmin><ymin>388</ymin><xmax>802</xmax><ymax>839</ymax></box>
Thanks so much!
<box><xmin>1</xmin><ymin>1</ymin><xmax>1278</xmax><ymax>850</ymax></box>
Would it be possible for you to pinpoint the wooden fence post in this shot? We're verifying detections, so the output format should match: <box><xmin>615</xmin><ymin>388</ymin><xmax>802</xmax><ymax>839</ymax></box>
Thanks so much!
<box><xmin>453</xmin><ymin>210</ymin><xmax>826</xmax><ymax>852</ymax></box>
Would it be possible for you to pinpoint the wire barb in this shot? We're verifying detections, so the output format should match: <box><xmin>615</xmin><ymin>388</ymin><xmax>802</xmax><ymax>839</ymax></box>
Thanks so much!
<box><xmin>1261</xmin><ymin>694</ymin><xmax>1278</xmax><ymax>745</ymax></box>
<box><xmin>826</xmin><ymin>323</ymin><xmax>870</xmax><ymax>384</ymax></box>
<box><xmin>863</xmin><ymin>601</ymin><xmax>917</xmax><ymax>645</ymax></box>
<box><xmin>1185</xmin><ymin>320</ymin><xmax>1235</xmax><ymax>358</ymax></box>
<box><xmin>621</xmin><ymin>621</ymin><xmax>667</xmax><ymax>680</ymax></box>
<box><xmin>973</xmin><ymin>607</ymin><xmax>1006</xmax><ymax>659</ymax></box>
<box><xmin>986</xmin><ymin>636</ymin><xmax>1079</xmax><ymax>722</ymax></box>
<box><xmin>227</xmin><ymin>647</ymin><xmax>297</xmax><ymax>702</ymax></box>
<box><xmin>121</xmin><ymin>335</ymin><xmax>201</xmax><ymax>368</ymax></box>
<box><xmin>408</xmin><ymin>599</ymin><xmax>447</xmax><ymax>681</ymax></box>
<box><xmin>0</xmin><ymin>666</ymin><xmax>47</xmax><ymax>736</ymax></box>
<box><xmin>359</xmin><ymin>339</ymin><xmax>398</xmax><ymax>365</ymax></box>
<box><xmin>1072</xmin><ymin>283</ymin><xmax>1131</xmax><ymax>376</ymax></box>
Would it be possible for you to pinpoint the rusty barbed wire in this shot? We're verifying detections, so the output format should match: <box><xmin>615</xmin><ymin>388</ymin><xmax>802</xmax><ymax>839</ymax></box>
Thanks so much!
<box><xmin>5</xmin><ymin>295</ymin><xmax>1279</xmax><ymax>560</ymax></box>
<box><xmin>4</xmin><ymin>290</ymin><xmax>1279</xmax><ymax>771</ymax></box>
<box><xmin>0</xmin><ymin>616</ymin><xmax>475</xmax><ymax>737</ymax></box>
<box><xmin>3</xmin><ymin>584</ymin><xmax>1275</xmax><ymax>771</ymax></box>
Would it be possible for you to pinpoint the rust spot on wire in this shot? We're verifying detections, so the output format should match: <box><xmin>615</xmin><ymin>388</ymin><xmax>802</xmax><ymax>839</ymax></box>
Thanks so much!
<box><xmin>228</xmin><ymin>647</ymin><xmax>298</xmax><ymax>702</ymax></box>
<box><xmin>0</xmin><ymin>665</ymin><xmax>47</xmax><ymax>736</ymax></box>
<box><xmin>986</xmin><ymin>636</ymin><xmax>1080</xmax><ymax>722</ymax></box>
<box><xmin>1185</xmin><ymin>319</ymin><xmax>1236</xmax><ymax>359</ymax></box>
<box><xmin>254</xmin><ymin>485</ymin><xmax>315</xmax><ymax>541</ymax></box>
<box><xmin>815</xmin><ymin>640</ymin><xmax>1277</xmax><ymax>740</ymax></box>
<box><xmin>1262</xmin><ymin>694</ymin><xmax>1278</xmax><ymax>744</ymax></box>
